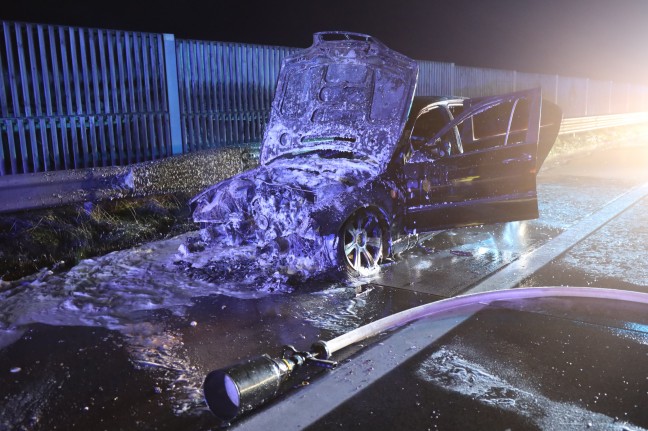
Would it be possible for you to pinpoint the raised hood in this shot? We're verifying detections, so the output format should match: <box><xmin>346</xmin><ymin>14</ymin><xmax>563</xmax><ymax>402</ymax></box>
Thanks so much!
<box><xmin>260</xmin><ymin>32</ymin><xmax>419</xmax><ymax>172</ymax></box>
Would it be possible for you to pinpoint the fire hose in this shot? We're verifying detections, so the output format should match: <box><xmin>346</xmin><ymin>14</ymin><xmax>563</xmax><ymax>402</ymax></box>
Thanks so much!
<box><xmin>203</xmin><ymin>286</ymin><xmax>648</xmax><ymax>422</ymax></box>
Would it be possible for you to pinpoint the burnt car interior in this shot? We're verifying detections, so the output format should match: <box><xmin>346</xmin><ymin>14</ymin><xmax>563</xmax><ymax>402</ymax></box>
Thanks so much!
<box><xmin>410</xmin><ymin>105</ymin><xmax>452</xmax><ymax>153</ymax></box>
<box><xmin>407</xmin><ymin>94</ymin><xmax>536</xmax><ymax>159</ymax></box>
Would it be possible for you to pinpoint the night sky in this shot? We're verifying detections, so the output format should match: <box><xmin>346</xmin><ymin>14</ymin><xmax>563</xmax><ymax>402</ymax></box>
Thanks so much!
<box><xmin>3</xmin><ymin>0</ymin><xmax>648</xmax><ymax>85</ymax></box>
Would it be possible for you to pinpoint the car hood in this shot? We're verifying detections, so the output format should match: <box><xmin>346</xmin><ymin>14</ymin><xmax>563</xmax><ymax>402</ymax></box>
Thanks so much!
<box><xmin>259</xmin><ymin>32</ymin><xmax>419</xmax><ymax>173</ymax></box>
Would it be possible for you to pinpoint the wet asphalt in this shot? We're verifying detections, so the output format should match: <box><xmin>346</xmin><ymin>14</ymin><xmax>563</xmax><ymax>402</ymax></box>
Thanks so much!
<box><xmin>300</xmin><ymin>296</ymin><xmax>648</xmax><ymax>431</ymax></box>
<box><xmin>1</xmin><ymin>143</ymin><xmax>648</xmax><ymax>430</ymax></box>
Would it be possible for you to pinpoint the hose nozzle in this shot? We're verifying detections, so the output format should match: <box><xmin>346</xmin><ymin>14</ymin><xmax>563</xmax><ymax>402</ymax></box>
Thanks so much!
<box><xmin>203</xmin><ymin>343</ymin><xmax>336</xmax><ymax>422</ymax></box>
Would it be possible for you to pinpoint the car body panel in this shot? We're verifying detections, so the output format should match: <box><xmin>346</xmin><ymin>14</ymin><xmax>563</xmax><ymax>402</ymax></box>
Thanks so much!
<box><xmin>189</xmin><ymin>32</ymin><xmax>562</xmax><ymax>274</ymax></box>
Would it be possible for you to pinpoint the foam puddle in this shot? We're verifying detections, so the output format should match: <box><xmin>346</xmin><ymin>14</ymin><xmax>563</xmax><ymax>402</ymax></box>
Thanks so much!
<box><xmin>0</xmin><ymin>230</ymin><xmax>380</xmax><ymax>416</ymax></box>
<box><xmin>0</xmin><ymin>232</ymin><xmax>314</xmax><ymax>342</ymax></box>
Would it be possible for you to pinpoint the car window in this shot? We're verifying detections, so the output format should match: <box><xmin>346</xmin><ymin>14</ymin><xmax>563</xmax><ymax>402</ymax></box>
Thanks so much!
<box><xmin>448</xmin><ymin>104</ymin><xmax>464</xmax><ymax>119</ymax></box>
<box><xmin>471</xmin><ymin>100</ymin><xmax>514</xmax><ymax>140</ymax></box>
<box><xmin>410</xmin><ymin>106</ymin><xmax>449</xmax><ymax>151</ymax></box>
<box><xmin>407</xmin><ymin>106</ymin><xmax>461</xmax><ymax>160</ymax></box>
<box><xmin>457</xmin><ymin>97</ymin><xmax>530</xmax><ymax>153</ymax></box>
<box><xmin>510</xmin><ymin>98</ymin><xmax>530</xmax><ymax>131</ymax></box>
<box><xmin>507</xmin><ymin>97</ymin><xmax>531</xmax><ymax>146</ymax></box>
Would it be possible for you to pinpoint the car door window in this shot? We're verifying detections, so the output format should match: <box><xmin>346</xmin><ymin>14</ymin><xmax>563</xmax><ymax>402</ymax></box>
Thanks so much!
<box><xmin>506</xmin><ymin>97</ymin><xmax>531</xmax><ymax>146</ymax></box>
<box><xmin>408</xmin><ymin>106</ymin><xmax>459</xmax><ymax>158</ymax></box>
<box><xmin>409</xmin><ymin>107</ymin><xmax>448</xmax><ymax>151</ymax></box>
<box><xmin>448</xmin><ymin>104</ymin><xmax>464</xmax><ymax>119</ymax></box>
<box><xmin>453</xmin><ymin>95</ymin><xmax>534</xmax><ymax>154</ymax></box>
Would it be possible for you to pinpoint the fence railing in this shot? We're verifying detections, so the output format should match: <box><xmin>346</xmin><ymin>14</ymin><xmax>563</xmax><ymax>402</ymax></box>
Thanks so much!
<box><xmin>175</xmin><ymin>39</ymin><xmax>297</xmax><ymax>152</ymax></box>
<box><xmin>415</xmin><ymin>61</ymin><xmax>648</xmax><ymax>118</ymax></box>
<box><xmin>559</xmin><ymin>112</ymin><xmax>648</xmax><ymax>135</ymax></box>
<box><xmin>2</xmin><ymin>20</ymin><xmax>648</xmax><ymax>176</ymax></box>
<box><xmin>0</xmin><ymin>22</ymin><xmax>173</xmax><ymax>176</ymax></box>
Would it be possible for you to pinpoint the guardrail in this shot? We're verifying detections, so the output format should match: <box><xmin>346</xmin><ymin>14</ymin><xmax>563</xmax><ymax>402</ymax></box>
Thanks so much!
<box><xmin>0</xmin><ymin>146</ymin><xmax>255</xmax><ymax>213</ymax></box>
<box><xmin>559</xmin><ymin>112</ymin><xmax>648</xmax><ymax>135</ymax></box>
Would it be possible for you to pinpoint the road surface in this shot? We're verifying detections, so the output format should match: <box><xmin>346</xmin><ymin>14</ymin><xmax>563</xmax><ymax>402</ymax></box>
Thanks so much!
<box><xmin>1</xmin><ymin>140</ymin><xmax>647</xmax><ymax>430</ymax></box>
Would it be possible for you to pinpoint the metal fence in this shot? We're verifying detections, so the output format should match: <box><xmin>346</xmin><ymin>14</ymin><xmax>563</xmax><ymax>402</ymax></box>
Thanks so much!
<box><xmin>2</xmin><ymin>20</ymin><xmax>648</xmax><ymax>176</ymax></box>
<box><xmin>175</xmin><ymin>39</ymin><xmax>297</xmax><ymax>152</ymax></box>
<box><xmin>0</xmin><ymin>21</ymin><xmax>173</xmax><ymax>176</ymax></box>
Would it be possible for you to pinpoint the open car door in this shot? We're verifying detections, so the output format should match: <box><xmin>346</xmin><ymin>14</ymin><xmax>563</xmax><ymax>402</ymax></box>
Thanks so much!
<box><xmin>404</xmin><ymin>88</ymin><xmax>543</xmax><ymax>231</ymax></box>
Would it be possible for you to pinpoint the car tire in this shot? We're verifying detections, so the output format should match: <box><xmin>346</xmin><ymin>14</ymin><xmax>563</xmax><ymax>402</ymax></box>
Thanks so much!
<box><xmin>339</xmin><ymin>208</ymin><xmax>384</xmax><ymax>275</ymax></box>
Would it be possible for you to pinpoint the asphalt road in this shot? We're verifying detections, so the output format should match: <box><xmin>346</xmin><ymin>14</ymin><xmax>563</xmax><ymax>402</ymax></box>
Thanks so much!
<box><xmin>1</xmin><ymin>141</ymin><xmax>648</xmax><ymax>430</ymax></box>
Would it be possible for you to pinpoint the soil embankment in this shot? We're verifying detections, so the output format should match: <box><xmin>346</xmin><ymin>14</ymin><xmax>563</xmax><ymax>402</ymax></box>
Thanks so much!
<box><xmin>0</xmin><ymin>194</ymin><xmax>195</xmax><ymax>281</ymax></box>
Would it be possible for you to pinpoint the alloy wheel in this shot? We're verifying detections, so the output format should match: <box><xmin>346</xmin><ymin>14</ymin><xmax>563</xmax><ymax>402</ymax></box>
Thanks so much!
<box><xmin>340</xmin><ymin>209</ymin><xmax>383</xmax><ymax>274</ymax></box>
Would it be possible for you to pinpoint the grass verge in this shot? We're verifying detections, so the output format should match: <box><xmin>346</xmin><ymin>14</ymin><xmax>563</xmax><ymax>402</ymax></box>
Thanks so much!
<box><xmin>0</xmin><ymin>193</ymin><xmax>195</xmax><ymax>281</ymax></box>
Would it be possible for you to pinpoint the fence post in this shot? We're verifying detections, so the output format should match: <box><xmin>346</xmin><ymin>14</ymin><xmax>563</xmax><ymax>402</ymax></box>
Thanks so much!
<box><xmin>584</xmin><ymin>78</ymin><xmax>589</xmax><ymax>116</ymax></box>
<box><xmin>450</xmin><ymin>62</ymin><xmax>455</xmax><ymax>96</ymax></box>
<box><xmin>163</xmin><ymin>33</ymin><xmax>183</xmax><ymax>155</ymax></box>
<box><xmin>513</xmin><ymin>70</ymin><xmax>517</xmax><ymax>92</ymax></box>
<box><xmin>626</xmin><ymin>83</ymin><xmax>631</xmax><ymax>112</ymax></box>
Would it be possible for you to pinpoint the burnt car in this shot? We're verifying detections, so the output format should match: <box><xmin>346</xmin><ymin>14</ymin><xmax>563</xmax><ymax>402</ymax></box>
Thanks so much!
<box><xmin>190</xmin><ymin>31</ymin><xmax>562</xmax><ymax>275</ymax></box>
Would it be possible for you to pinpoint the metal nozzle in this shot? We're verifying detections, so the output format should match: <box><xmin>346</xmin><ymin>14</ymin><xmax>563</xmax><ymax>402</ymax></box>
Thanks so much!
<box><xmin>203</xmin><ymin>345</ymin><xmax>337</xmax><ymax>422</ymax></box>
<box><xmin>204</xmin><ymin>354</ymin><xmax>293</xmax><ymax>421</ymax></box>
